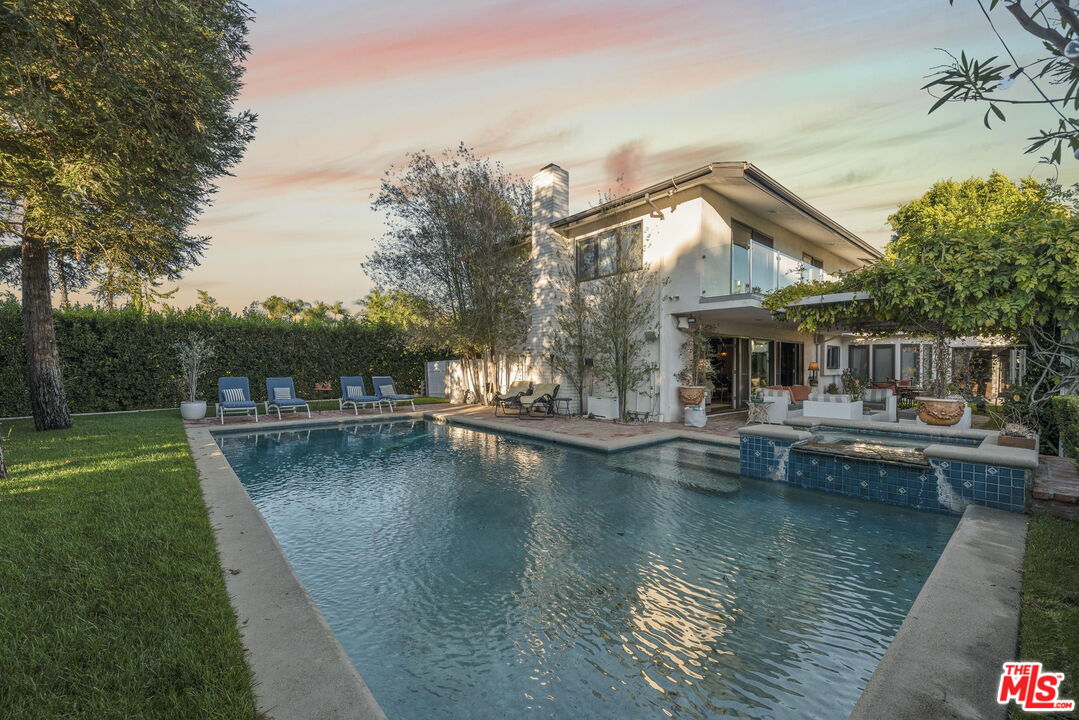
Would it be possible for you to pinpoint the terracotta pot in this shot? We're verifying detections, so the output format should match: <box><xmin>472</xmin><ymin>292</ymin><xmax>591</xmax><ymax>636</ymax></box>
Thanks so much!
<box><xmin>678</xmin><ymin>386</ymin><xmax>706</xmax><ymax>406</ymax></box>
<box><xmin>997</xmin><ymin>435</ymin><xmax>1036</xmax><ymax>450</ymax></box>
<box><xmin>915</xmin><ymin>398</ymin><xmax>965</xmax><ymax>426</ymax></box>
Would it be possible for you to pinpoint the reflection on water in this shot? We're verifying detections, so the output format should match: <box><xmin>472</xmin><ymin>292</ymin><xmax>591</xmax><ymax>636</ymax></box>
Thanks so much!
<box><xmin>221</xmin><ymin>421</ymin><xmax>957</xmax><ymax>720</ymax></box>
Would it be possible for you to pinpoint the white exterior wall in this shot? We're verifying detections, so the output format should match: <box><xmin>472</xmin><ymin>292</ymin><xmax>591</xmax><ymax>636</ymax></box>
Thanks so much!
<box><xmin>528</xmin><ymin>165</ymin><xmax>875</xmax><ymax>422</ymax></box>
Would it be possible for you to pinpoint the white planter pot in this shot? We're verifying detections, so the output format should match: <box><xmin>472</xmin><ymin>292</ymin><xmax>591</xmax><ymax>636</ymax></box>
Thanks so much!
<box><xmin>180</xmin><ymin>400</ymin><xmax>207</xmax><ymax>420</ymax></box>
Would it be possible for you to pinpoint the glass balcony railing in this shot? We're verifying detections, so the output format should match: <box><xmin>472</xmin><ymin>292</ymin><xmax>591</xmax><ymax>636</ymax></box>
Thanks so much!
<box><xmin>731</xmin><ymin>241</ymin><xmax>831</xmax><ymax>294</ymax></box>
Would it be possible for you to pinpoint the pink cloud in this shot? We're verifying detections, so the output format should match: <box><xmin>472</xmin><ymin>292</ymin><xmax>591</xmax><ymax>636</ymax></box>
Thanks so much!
<box><xmin>244</xmin><ymin>1</ymin><xmax>694</xmax><ymax>99</ymax></box>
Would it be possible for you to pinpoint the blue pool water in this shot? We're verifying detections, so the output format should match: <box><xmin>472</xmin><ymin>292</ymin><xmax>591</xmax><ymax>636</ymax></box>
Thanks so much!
<box><xmin>220</xmin><ymin>420</ymin><xmax>957</xmax><ymax>720</ymax></box>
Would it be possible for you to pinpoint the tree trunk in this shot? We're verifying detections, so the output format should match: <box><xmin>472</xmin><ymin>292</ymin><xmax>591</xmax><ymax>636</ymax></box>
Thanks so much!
<box><xmin>21</xmin><ymin>233</ymin><xmax>72</xmax><ymax>431</ymax></box>
<box><xmin>0</xmin><ymin>440</ymin><xmax>6</xmax><ymax>479</ymax></box>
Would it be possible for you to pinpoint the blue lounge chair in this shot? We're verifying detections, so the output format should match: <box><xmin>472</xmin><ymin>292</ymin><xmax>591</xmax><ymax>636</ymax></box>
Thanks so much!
<box><xmin>371</xmin><ymin>376</ymin><xmax>416</xmax><ymax>411</ymax></box>
<box><xmin>265</xmin><ymin>377</ymin><xmax>312</xmax><ymax>420</ymax></box>
<box><xmin>217</xmin><ymin>377</ymin><xmax>259</xmax><ymax>424</ymax></box>
<box><xmin>338</xmin><ymin>376</ymin><xmax>390</xmax><ymax>415</ymax></box>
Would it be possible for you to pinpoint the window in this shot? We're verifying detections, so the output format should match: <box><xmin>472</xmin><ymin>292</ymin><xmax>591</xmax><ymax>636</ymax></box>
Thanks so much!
<box><xmin>731</xmin><ymin>220</ymin><xmax>774</xmax><ymax>293</ymax></box>
<box><xmin>576</xmin><ymin>222</ymin><xmax>643</xmax><ymax>281</ymax></box>
<box><xmin>750</xmin><ymin>340</ymin><xmax>773</xmax><ymax>389</ymax></box>
<box><xmin>900</xmin><ymin>344</ymin><xmax>921</xmax><ymax>384</ymax></box>
<box><xmin>871</xmin><ymin>344</ymin><xmax>896</xmax><ymax>382</ymax></box>
<box><xmin>826</xmin><ymin>345</ymin><xmax>840</xmax><ymax>370</ymax></box>
<box><xmin>802</xmin><ymin>252</ymin><xmax>823</xmax><ymax>269</ymax></box>
<box><xmin>848</xmin><ymin>345</ymin><xmax>869</xmax><ymax>379</ymax></box>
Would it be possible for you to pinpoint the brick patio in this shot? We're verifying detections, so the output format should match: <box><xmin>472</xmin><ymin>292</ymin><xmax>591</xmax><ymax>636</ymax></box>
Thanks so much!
<box><xmin>1031</xmin><ymin>455</ymin><xmax>1079</xmax><ymax>519</ymax></box>
<box><xmin>185</xmin><ymin>401</ymin><xmax>748</xmax><ymax>442</ymax></box>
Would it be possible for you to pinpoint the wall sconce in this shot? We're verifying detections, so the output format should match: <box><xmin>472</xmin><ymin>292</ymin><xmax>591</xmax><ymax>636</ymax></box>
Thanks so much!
<box><xmin>676</xmin><ymin>316</ymin><xmax>697</xmax><ymax>330</ymax></box>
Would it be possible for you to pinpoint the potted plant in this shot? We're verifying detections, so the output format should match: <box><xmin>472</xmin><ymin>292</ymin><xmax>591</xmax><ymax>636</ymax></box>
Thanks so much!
<box><xmin>998</xmin><ymin>393</ymin><xmax>1038</xmax><ymax>449</ymax></box>
<box><xmin>840</xmin><ymin>369</ymin><xmax>866</xmax><ymax>401</ymax></box>
<box><xmin>914</xmin><ymin>338</ymin><xmax>966</xmax><ymax>426</ymax></box>
<box><xmin>825</xmin><ymin>382</ymin><xmax>839</xmax><ymax>395</ymax></box>
<box><xmin>176</xmin><ymin>334</ymin><xmax>214</xmax><ymax>420</ymax></box>
<box><xmin>675</xmin><ymin>326</ymin><xmax>715</xmax><ymax>408</ymax></box>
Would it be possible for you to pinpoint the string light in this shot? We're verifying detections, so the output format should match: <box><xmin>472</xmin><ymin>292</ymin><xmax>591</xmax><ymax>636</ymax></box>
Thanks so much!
<box><xmin>1066</xmin><ymin>39</ymin><xmax>1079</xmax><ymax>60</ymax></box>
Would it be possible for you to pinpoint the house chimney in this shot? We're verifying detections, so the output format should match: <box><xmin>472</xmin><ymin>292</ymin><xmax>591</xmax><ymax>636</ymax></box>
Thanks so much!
<box><xmin>527</xmin><ymin>164</ymin><xmax>569</xmax><ymax>375</ymax></box>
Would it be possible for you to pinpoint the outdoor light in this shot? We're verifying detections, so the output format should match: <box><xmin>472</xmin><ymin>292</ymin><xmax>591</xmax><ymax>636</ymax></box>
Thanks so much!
<box><xmin>808</xmin><ymin>361</ymin><xmax>820</xmax><ymax>386</ymax></box>
<box><xmin>1066</xmin><ymin>39</ymin><xmax>1079</xmax><ymax>59</ymax></box>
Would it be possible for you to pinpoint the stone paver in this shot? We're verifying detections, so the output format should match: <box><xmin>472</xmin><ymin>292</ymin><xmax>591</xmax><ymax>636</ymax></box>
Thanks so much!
<box><xmin>1031</xmin><ymin>455</ymin><xmax>1079</xmax><ymax>503</ymax></box>
<box><xmin>432</xmin><ymin>405</ymin><xmax>747</xmax><ymax>442</ymax></box>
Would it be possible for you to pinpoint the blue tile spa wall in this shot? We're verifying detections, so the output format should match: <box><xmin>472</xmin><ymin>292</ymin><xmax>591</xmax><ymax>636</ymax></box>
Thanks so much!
<box><xmin>738</xmin><ymin>433</ymin><xmax>1027</xmax><ymax>515</ymax></box>
<box><xmin>739</xmin><ymin>434</ymin><xmax>793</xmax><ymax>481</ymax></box>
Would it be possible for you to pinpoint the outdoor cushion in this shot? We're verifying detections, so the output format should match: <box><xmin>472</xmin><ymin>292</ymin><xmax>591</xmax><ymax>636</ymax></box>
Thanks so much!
<box><xmin>273</xmin><ymin>386</ymin><xmax>292</xmax><ymax>400</ymax></box>
<box><xmin>758</xmin><ymin>388</ymin><xmax>792</xmax><ymax>404</ymax></box>
<box><xmin>863</xmin><ymin>388</ymin><xmax>893</xmax><ymax>401</ymax></box>
<box><xmin>271</xmin><ymin>397</ymin><xmax>307</xmax><ymax>406</ymax></box>
<box><xmin>789</xmin><ymin>385</ymin><xmax>811</xmax><ymax>402</ymax></box>
<box><xmin>346</xmin><ymin>385</ymin><xmax>365</xmax><ymax>399</ymax></box>
<box><xmin>808</xmin><ymin>393</ymin><xmax>852</xmax><ymax>403</ymax></box>
<box><xmin>223</xmin><ymin>388</ymin><xmax>245</xmax><ymax>402</ymax></box>
<box><xmin>219</xmin><ymin>399</ymin><xmax>256</xmax><ymax>408</ymax></box>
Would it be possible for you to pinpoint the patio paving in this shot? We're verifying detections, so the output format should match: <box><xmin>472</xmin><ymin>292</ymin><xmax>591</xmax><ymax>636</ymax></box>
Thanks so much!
<box><xmin>1031</xmin><ymin>455</ymin><xmax>1079</xmax><ymax>520</ymax></box>
<box><xmin>184</xmin><ymin>402</ymin><xmax>749</xmax><ymax>443</ymax></box>
<box><xmin>431</xmin><ymin>405</ymin><xmax>747</xmax><ymax>442</ymax></box>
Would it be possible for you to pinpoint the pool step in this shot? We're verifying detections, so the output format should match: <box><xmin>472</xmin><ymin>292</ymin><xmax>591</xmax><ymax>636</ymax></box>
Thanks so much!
<box><xmin>608</xmin><ymin>443</ymin><xmax>742</xmax><ymax>496</ymax></box>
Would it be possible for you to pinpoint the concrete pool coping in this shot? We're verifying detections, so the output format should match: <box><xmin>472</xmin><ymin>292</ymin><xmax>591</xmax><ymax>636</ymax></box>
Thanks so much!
<box><xmin>783</xmin><ymin>416</ymin><xmax>1040</xmax><ymax>470</ymax></box>
<box><xmin>187</xmin><ymin>412</ymin><xmax>1026</xmax><ymax>720</ymax></box>
<box><xmin>850</xmin><ymin>505</ymin><xmax>1026</xmax><ymax>720</ymax></box>
<box><xmin>186</xmin><ymin>423</ymin><xmax>390</xmax><ymax>720</ymax></box>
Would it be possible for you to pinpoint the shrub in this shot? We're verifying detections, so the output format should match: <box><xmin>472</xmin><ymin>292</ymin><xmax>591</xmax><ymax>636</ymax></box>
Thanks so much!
<box><xmin>0</xmin><ymin>302</ymin><xmax>446</xmax><ymax>416</ymax></box>
<box><xmin>1052</xmin><ymin>396</ymin><xmax>1079</xmax><ymax>462</ymax></box>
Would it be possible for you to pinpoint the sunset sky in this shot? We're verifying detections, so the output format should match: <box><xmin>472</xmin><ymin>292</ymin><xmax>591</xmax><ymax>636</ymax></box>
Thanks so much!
<box><xmin>94</xmin><ymin>0</ymin><xmax>1079</xmax><ymax>309</ymax></box>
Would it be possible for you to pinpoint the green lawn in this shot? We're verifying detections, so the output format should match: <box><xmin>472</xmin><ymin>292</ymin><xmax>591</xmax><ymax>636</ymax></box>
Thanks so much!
<box><xmin>0</xmin><ymin>411</ymin><xmax>256</xmax><ymax>720</ymax></box>
<box><xmin>1012</xmin><ymin>514</ymin><xmax>1079</xmax><ymax>718</ymax></box>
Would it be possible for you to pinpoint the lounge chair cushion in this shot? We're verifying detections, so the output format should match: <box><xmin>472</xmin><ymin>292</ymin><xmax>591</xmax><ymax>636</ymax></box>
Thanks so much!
<box><xmin>271</xmin><ymin>397</ymin><xmax>307</xmax><ymax>407</ymax></box>
<box><xmin>346</xmin><ymin>386</ymin><xmax>364</xmax><ymax>399</ymax></box>
<box><xmin>223</xmin><ymin>388</ymin><xmax>246</xmax><ymax>402</ymax></box>
<box><xmin>273</xmin><ymin>387</ymin><xmax>292</xmax><ymax>400</ymax></box>
<box><xmin>219</xmin><ymin>400</ymin><xmax>256</xmax><ymax>409</ymax></box>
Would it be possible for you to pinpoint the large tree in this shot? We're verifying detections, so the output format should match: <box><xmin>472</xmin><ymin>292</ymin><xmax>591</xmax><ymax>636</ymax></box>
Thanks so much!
<box><xmin>926</xmin><ymin>0</ymin><xmax>1079</xmax><ymax>163</ymax></box>
<box><xmin>0</xmin><ymin>0</ymin><xmax>256</xmax><ymax>429</ymax></box>
<box><xmin>764</xmin><ymin>173</ymin><xmax>1079</xmax><ymax>440</ymax></box>
<box><xmin>364</xmin><ymin>145</ymin><xmax>532</xmax><ymax>402</ymax></box>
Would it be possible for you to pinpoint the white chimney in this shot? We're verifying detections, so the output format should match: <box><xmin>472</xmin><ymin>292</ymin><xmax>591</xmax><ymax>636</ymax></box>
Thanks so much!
<box><xmin>527</xmin><ymin>164</ymin><xmax>569</xmax><ymax>376</ymax></box>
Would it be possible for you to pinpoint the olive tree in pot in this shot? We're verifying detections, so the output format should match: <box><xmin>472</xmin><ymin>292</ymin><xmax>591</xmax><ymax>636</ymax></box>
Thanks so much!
<box><xmin>675</xmin><ymin>325</ymin><xmax>715</xmax><ymax>407</ymax></box>
<box><xmin>176</xmin><ymin>334</ymin><xmax>214</xmax><ymax>420</ymax></box>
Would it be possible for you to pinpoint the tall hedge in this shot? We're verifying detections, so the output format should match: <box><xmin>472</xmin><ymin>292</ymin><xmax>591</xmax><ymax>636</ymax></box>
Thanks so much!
<box><xmin>1052</xmin><ymin>396</ymin><xmax>1079</xmax><ymax>462</ymax></box>
<box><xmin>0</xmin><ymin>302</ymin><xmax>444</xmax><ymax>416</ymax></box>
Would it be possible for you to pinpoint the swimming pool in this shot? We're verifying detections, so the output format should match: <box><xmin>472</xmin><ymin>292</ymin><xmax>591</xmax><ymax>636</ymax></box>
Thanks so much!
<box><xmin>220</xmin><ymin>420</ymin><xmax>957</xmax><ymax>720</ymax></box>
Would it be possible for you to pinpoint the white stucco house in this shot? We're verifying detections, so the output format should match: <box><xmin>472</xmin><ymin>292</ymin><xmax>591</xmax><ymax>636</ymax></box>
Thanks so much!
<box><xmin>524</xmin><ymin>161</ymin><xmax>1023</xmax><ymax>422</ymax></box>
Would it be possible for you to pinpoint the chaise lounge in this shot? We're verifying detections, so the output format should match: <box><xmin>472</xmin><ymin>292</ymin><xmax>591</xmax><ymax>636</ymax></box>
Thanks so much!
<box><xmin>493</xmin><ymin>380</ymin><xmax>533</xmax><ymax>416</ymax></box>
<box><xmin>265</xmin><ymin>377</ymin><xmax>312</xmax><ymax>420</ymax></box>
<box><xmin>216</xmin><ymin>377</ymin><xmax>259</xmax><ymax>424</ymax></box>
<box><xmin>339</xmin><ymin>376</ymin><xmax>390</xmax><ymax>415</ymax></box>
<box><xmin>372</xmin><ymin>376</ymin><xmax>416</xmax><ymax>411</ymax></box>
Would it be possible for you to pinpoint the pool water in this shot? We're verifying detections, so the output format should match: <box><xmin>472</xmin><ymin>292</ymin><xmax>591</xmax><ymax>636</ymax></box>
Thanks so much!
<box><xmin>220</xmin><ymin>420</ymin><xmax>957</xmax><ymax>720</ymax></box>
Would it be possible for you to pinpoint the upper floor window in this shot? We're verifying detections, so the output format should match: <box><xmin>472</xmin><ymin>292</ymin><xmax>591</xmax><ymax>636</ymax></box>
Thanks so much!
<box><xmin>577</xmin><ymin>222</ymin><xmax>643</xmax><ymax>281</ymax></box>
<box><xmin>802</xmin><ymin>252</ymin><xmax>824</xmax><ymax>269</ymax></box>
<box><xmin>732</xmin><ymin>220</ymin><xmax>773</xmax><ymax>249</ymax></box>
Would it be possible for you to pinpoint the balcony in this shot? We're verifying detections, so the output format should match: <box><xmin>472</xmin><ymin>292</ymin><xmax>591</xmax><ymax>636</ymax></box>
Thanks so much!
<box><xmin>731</xmin><ymin>241</ymin><xmax>831</xmax><ymax>295</ymax></box>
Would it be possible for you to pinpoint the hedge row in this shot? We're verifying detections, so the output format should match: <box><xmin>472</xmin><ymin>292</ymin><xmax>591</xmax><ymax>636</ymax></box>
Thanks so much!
<box><xmin>1052</xmin><ymin>395</ymin><xmax>1079</xmax><ymax>462</ymax></box>
<box><xmin>0</xmin><ymin>303</ymin><xmax>445</xmax><ymax>416</ymax></box>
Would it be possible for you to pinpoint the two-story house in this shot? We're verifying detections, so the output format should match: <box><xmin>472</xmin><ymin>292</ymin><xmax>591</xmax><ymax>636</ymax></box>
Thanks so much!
<box><xmin>527</xmin><ymin>161</ymin><xmax>886</xmax><ymax>422</ymax></box>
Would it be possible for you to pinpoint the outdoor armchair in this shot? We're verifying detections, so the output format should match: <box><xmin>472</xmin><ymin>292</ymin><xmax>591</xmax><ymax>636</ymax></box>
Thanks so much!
<box><xmin>216</xmin><ymin>377</ymin><xmax>259</xmax><ymax>424</ymax></box>
<box><xmin>265</xmin><ymin>377</ymin><xmax>312</xmax><ymax>420</ymax></box>
<box><xmin>372</xmin><ymin>376</ymin><xmax>416</xmax><ymax>411</ymax></box>
<box><xmin>339</xmin><ymin>376</ymin><xmax>390</xmax><ymax>414</ymax></box>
